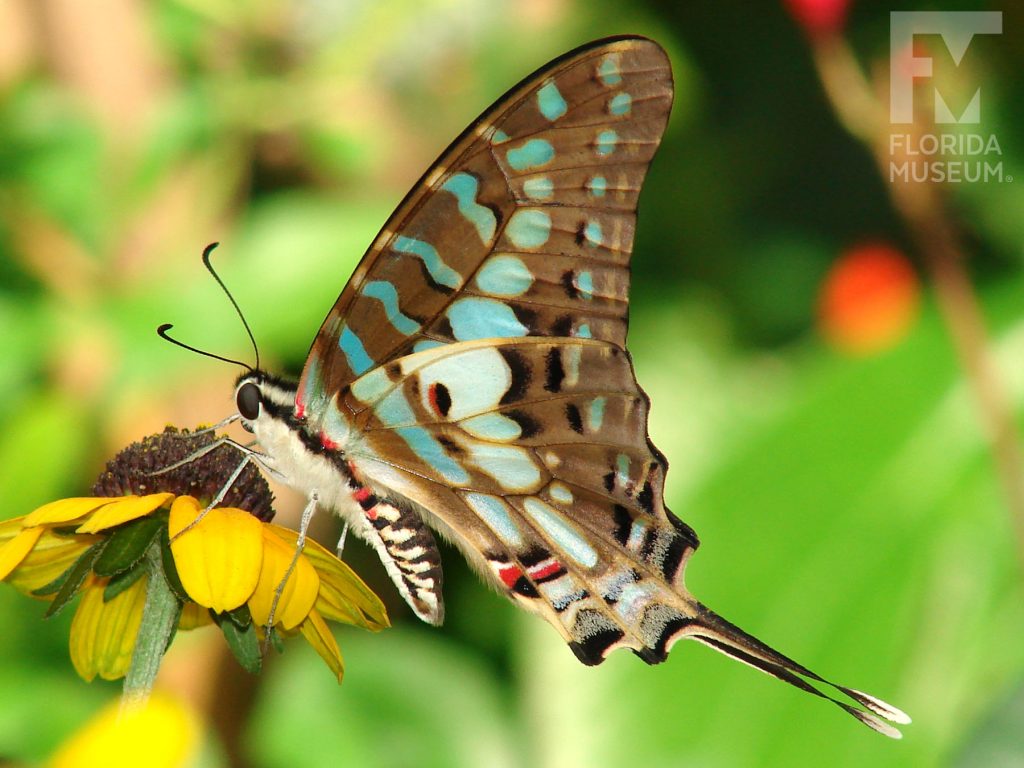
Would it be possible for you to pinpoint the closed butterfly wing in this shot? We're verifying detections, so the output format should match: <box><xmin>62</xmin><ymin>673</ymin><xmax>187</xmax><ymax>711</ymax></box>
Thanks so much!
<box><xmin>295</xmin><ymin>36</ymin><xmax>672</xmax><ymax>422</ymax></box>
<box><xmin>334</xmin><ymin>338</ymin><xmax>908</xmax><ymax>736</ymax></box>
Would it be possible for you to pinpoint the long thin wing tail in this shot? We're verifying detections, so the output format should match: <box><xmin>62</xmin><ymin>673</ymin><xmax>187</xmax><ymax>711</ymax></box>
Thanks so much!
<box><xmin>688</xmin><ymin>604</ymin><xmax>911</xmax><ymax>738</ymax></box>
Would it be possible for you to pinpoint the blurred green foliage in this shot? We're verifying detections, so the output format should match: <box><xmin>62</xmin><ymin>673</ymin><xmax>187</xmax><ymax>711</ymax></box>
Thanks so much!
<box><xmin>1</xmin><ymin>1</ymin><xmax>1023</xmax><ymax>766</ymax></box>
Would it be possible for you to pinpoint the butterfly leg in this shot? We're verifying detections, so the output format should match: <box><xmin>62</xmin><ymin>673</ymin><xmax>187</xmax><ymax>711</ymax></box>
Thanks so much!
<box><xmin>263</xmin><ymin>490</ymin><xmax>319</xmax><ymax>647</ymax></box>
<box><xmin>163</xmin><ymin>414</ymin><xmax>240</xmax><ymax>438</ymax></box>
<box><xmin>169</xmin><ymin>450</ymin><xmax>285</xmax><ymax>541</ymax></box>
<box><xmin>335</xmin><ymin>522</ymin><xmax>350</xmax><ymax>560</ymax></box>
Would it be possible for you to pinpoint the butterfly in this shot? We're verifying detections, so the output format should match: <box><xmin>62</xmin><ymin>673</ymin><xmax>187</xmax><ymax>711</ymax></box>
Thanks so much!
<box><xmin>194</xmin><ymin>36</ymin><xmax>908</xmax><ymax>736</ymax></box>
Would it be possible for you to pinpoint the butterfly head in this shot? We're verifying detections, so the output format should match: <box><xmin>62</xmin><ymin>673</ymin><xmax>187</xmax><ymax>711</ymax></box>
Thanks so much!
<box><xmin>233</xmin><ymin>371</ymin><xmax>299</xmax><ymax>433</ymax></box>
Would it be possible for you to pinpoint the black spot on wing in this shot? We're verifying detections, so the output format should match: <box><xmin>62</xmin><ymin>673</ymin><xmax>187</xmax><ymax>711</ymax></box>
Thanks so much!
<box><xmin>519</xmin><ymin>546</ymin><xmax>551</xmax><ymax>569</ymax></box>
<box><xmin>561</xmin><ymin>270</ymin><xmax>578</xmax><ymax>299</ymax></box>
<box><xmin>431</xmin><ymin>382</ymin><xmax>452</xmax><ymax>417</ymax></box>
<box><xmin>544</xmin><ymin>348</ymin><xmax>565</xmax><ymax>393</ymax></box>
<box><xmin>565</xmin><ymin>403</ymin><xmax>583</xmax><ymax>434</ymax></box>
<box><xmin>499</xmin><ymin>348</ymin><xmax>531</xmax><ymax>405</ymax></box>
<box><xmin>636</xmin><ymin>481</ymin><xmax>654</xmax><ymax>514</ymax></box>
<box><xmin>574</xmin><ymin>221</ymin><xmax>587</xmax><ymax>246</ymax></box>
<box><xmin>506</xmin><ymin>409</ymin><xmax>541</xmax><ymax>438</ymax></box>
<box><xmin>551</xmin><ymin>315</ymin><xmax>573</xmax><ymax>337</ymax></box>
<box><xmin>568</xmin><ymin>609</ymin><xmax>624</xmax><ymax>666</ymax></box>
<box><xmin>512</xmin><ymin>577</ymin><xmax>539</xmax><ymax>598</ymax></box>
<box><xmin>612</xmin><ymin>504</ymin><xmax>631</xmax><ymax>545</ymax></box>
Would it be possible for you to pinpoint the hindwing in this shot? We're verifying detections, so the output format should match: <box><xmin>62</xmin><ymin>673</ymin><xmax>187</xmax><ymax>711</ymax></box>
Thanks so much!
<box><xmin>338</xmin><ymin>337</ymin><xmax>700</xmax><ymax>663</ymax></box>
<box><xmin>295</xmin><ymin>36</ymin><xmax>673</xmax><ymax>419</ymax></box>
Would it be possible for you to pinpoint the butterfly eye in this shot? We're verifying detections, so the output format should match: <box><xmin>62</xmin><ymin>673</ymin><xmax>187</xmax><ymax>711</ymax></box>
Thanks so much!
<box><xmin>236</xmin><ymin>382</ymin><xmax>262</xmax><ymax>420</ymax></box>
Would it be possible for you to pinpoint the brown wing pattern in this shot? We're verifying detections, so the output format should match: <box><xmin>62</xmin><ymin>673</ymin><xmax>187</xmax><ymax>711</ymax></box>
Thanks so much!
<box><xmin>295</xmin><ymin>37</ymin><xmax>672</xmax><ymax>421</ymax></box>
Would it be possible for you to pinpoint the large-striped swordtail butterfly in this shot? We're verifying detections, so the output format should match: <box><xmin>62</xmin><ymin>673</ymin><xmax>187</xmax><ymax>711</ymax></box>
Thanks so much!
<box><xmin>162</xmin><ymin>36</ymin><xmax>908</xmax><ymax>736</ymax></box>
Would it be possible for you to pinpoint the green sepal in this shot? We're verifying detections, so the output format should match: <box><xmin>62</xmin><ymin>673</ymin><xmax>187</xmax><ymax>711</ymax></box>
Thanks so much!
<box><xmin>93</xmin><ymin>514</ymin><xmax>165</xmax><ymax>578</ymax></box>
<box><xmin>158</xmin><ymin>528</ymin><xmax>189</xmax><ymax>603</ymax></box>
<box><xmin>103</xmin><ymin>559</ymin><xmax>148</xmax><ymax>602</ymax></box>
<box><xmin>43</xmin><ymin>541</ymin><xmax>106</xmax><ymax>618</ymax></box>
<box><xmin>225</xmin><ymin>603</ymin><xmax>253</xmax><ymax>629</ymax></box>
<box><xmin>215</xmin><ymin>607</ymin><xmax>262</xmax><ymax>674</ymax></box>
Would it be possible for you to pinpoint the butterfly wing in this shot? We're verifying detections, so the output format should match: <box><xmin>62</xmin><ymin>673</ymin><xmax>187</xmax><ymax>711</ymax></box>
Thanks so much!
<box><xmin>295</xmin><ymin>36</ymin><xmax>673</xmax><ymax>421</ymax></box>
<box><xmin>337</xmin><ymin>338</ymin><xmax>909</xmax><ymax>736</ymax></box>
<box><xmin>340</xmin><ymin>337</ymin><xmax>698</xmax><ymax>661</ymax></box>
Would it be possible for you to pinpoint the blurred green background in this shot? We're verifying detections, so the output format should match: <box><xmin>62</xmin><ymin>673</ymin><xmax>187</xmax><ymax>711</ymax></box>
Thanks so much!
<box><xmin>2</xmin><ymin>0</ymin><xmax>1023</xmax><ymax>766</ymax></box>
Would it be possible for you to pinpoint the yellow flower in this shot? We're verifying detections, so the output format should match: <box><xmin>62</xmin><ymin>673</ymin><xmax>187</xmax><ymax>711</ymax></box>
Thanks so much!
<box><xmin>49</xmin><ymin>693</ymin><xmax>200</xmax><ymax>768</ymax></box>
<box><xmin>0</xmin><ymin>428</ymin><xmax>388</xmax><ymax>690</ymax></box>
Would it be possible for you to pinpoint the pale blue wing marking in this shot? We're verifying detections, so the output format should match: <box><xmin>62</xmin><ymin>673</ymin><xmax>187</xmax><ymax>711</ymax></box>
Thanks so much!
<box><xmin>393</xmin><ymin>236</ymin><xmax>463</xmax><ymax>290</ymax></box>
<box><xmin>339</xmin><ymin>325</ymin><xmax>374</xmax><ymax>376</ymax></box>
<box><xmin>446</xmin><ymin>297</ymin><xmax>528</xmax><ymax>340</ymax></box>
<box><xmin>506</xmin><ymin>139</ymin><xmax>555</xmax><ymax>171</ymax></box>
<box><xmin>464</xmin><ymin>492</ymin><xmax>523</xmax><ymax>547</ymax></box>
<box><xmin>362</xmin><ymin>280</ymin><xmax>421</xmax><ymax>335</ymax></box>
<box><xmin>523</xmin><ymin>498</ymin><xmax>598</xmax><ymax>568</ymax></box>
<box><xmin>441</xmin><ymin>173</ymin><xmax>497</xmax><ymax>244</ymax></box>
<box><xmin>537</xmin><ymin>80</ymin><xmax>568</xmax><ymax>121</ymax></box>
<box><xmin>475</xmin><ymin>255</ymin><xmax>534</xmax><ymax>297</ymax></box>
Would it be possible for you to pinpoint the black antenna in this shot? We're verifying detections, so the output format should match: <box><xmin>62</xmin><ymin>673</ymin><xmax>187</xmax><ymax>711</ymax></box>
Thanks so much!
<box><xmin>202</xmin><ymin>242</ymin><xmax>261</xmax><ymax>371</ymax></box>
<box><xmin>157</xmin><ymin>324</ymin><xmax>254</xmax><ymax>371</ymax></box>
<box><xmin>155</xmin><ymin>242</ymin><xmax>261</xmax><ymax>372</ymax></box>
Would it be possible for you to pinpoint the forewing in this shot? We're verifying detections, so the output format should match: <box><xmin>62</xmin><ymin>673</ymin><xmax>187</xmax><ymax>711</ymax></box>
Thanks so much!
<box><xmin>340</xmin><ymin>338</ymin><xmax>701</xmax><ymax>663</ymax></box>
<box><xmin>296</xmin><ymin>36</ymin><xmax>673</xmax><ymax>419</ymax></box>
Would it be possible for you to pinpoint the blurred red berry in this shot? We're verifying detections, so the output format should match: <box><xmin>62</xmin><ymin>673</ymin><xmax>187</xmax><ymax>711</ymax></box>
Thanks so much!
<box><xmin>784</xmin><ymin>0</ymin><xmax>851</xmax><ymax>38</ymax></box>
<box><xmin>818</xmin><ymin>242</ymin><xmax>920</xmax><ymax>354</ymax></box>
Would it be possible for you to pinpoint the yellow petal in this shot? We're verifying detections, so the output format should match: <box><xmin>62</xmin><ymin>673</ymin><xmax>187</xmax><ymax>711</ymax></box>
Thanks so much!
<box><xmin>168</xmin><ymin>497</ymin><xmax>263</xmax><ymax>613</ymax></box>
<box><xmin>0</xmin><ymin>526</ymin><xmax>44</xmax><ymax>580</ymax></box>
<box><xmin>248</xmin><ymin>529</ymin><xmax>319</xmax><ymax>630</ymax></box>
<box><xmin>76</xmin><ymin>493</ymin><xmax>174</xmax><ymax>533</ymax></box>
<box><xmin>70</xmin><ymin>578</ymin><xmax>148</xmax><ymax>682</ymax></box>
<box><xmin>5</xmin><ymin>531</ymin><xmax>98</xmax><ymax>595</ymax></box>
<box><xmin>178</xmin><ymin>602</ymin><xmax>213</xmax><ymax>630</ymax></box>
<box><xmin>299</xmin><ymin>609</ymin><xmax>345</xmax><ymax>682</ymax></box>
<box><xmin>24</xmin><ymin>497</ymin><xmax>113</xmax><ymax>527</ymax></box>
<box><xmin>0</xmin><ymin>515</ymin><xmax>26</xmax><ymax>539</ymax></box>
<box><xmin>50</xmin><ymin>693</ymin><xmax>200</xmax><ymax>768</ymax></box>
<box><xmin>271</xmin><ymin>525</ymin><xmax>389</xmax><ymax>631</ymax></box>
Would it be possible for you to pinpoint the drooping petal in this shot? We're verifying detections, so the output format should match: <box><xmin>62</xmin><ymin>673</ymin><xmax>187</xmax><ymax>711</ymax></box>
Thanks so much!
<box><xmin>248</xmin><ymin>529</ymin><xmax>319</xmax><ymax>631</ymax></box>
<box><xmin>2</xmin><ymin>528</ymin><xmax>97</xmax><ymax>594</ymax></box>
<box><xmin>178</xmin><ymin>602</ymin><xmax>213</xmax><ymax>630</ymax></box>
<box><xmin>70</xmin><ymin>577</ymin><xmax>148</xmax><ymax>681</ymax></box>
<box><xmin>24</xmin><ymin>498</ymin><xmax>114</xmax><ymax>527</ymax></box>
<box><xmin>271</xmin><ymin>526</ymin><xmax>388</xmax><ymax>631</ymax></box>
<box><xmin>50</xmin><ymin>693</ymin><xmax>200</xmax><ymax>768</ymax></box>
<box><xmin>168</xmin><ymin>497</ymin><xmax>263</xmax><ymax>613</ymax></box>
<box><xmin>0</xmin><ymin>527</ymin><xmax>44</xmax><ymax>580</ymax></box>
<box><xmin>76</xmin><ymin>493</ymin><xmax>174</xmax><ymax>533</ymax></box>
<box><xmin>299</xmin><ymin>609</ymin><xmax>345</xmax><ymax>682</ymax></box>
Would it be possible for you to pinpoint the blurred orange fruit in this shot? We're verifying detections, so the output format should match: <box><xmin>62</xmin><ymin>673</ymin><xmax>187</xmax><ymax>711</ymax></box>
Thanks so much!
<box><xmin>817</xmin><ymin>242</ymin><xmax>920</xmax><ymax>354</ymax></box>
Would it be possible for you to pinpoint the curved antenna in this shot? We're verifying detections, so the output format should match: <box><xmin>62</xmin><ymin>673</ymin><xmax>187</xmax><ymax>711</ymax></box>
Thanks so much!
<box><xmin>202</xmin><ymin>242</ymin><xmax>261</xmax><ymax>371</ymax></box>
<box><xmin>157</xmin><ymin>324</ymin><xmax>254</xmax><ymax>371</ymax></box>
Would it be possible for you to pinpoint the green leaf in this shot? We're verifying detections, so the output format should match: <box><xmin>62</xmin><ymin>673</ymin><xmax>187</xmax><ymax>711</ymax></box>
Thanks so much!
<box><xmin>93</xmin><ymin>514</ymin><xmax>164</xmax><ymax>578</ymax></box>
<box><xmin>43</xmin><ymin>542</ymin><xmax>105</xmax><ymax>618</ymax></box>
<box><xmin>225</xmin><ymin>603</ymin><xmax>253</xmax><ymax>629</ymax></box>
<box><xmin>158</xmin><ymin>529</ymin><xmax>189</xmax><ymax>603</ymax></box>
<box><xmin>103</xmin><ymin>560</ymin><xmax>148</xmax><ymax>602</ymax></box>
<box><xmin>215</xmin><ymin>608</ymin><xmax>261</xmax><ymax>674</ymax></box>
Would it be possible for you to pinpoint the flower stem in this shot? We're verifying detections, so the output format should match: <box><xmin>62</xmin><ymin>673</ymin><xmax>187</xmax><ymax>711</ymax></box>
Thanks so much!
<box><xmin>122</xmin><ymin>542</ymin><xmax>181</xmax><ymax>711</ymax></box>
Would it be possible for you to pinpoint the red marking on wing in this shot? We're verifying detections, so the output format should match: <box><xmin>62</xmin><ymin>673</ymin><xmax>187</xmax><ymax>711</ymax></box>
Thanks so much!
<box><xmin>428</xmin><ymin>383</ymin><xmax>440</xmax><ymax>415</ymax></box>
<box><xmin>353</xmin><ymin>487</ymin><xmax>372</xmax><ymax>503</ymax></box>
<box><xmin>295</xmin><ymin>402</ymin><xmax>306</xmax><ymax>420</ymax></box>
<box><xmin>529</xmin><ymin>560</ymin><xmax>562</xmax><ymax>581</ymax></box>
<box><xmin>498</xmin><ymin>565</ymin><xmax>523</xmax><ymax>589</ymax></box>
<box><xmin>320</xmin><ymin>432</ymin><xmax>338</xmax><ymax>451</ymax></box>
